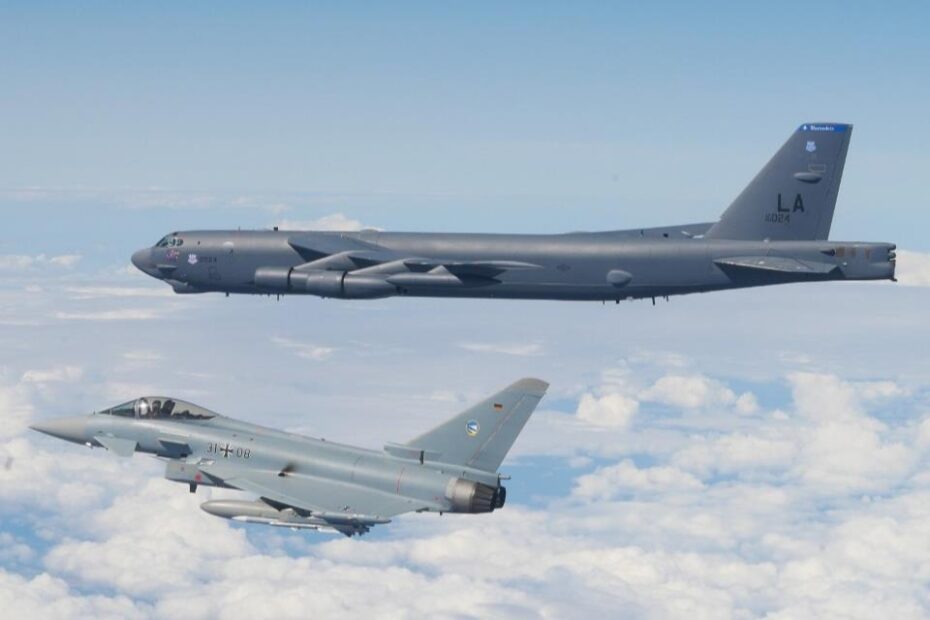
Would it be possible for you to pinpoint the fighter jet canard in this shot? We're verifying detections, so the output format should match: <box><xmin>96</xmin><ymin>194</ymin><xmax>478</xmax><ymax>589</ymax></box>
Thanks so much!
<box><xmin>30</xmin><ymin>379</ymin><xmax>548</xmax><ymax>536</ymax></box>
<box><xmin>131</xmin><ymin>123</ymin><xmax>896</xmax><ymax>302</ymax></box>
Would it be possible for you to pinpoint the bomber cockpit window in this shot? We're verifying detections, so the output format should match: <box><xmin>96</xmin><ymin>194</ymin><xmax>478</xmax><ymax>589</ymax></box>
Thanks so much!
<box><xmin>155</xmin><ymin>235</ymin><xmax>184</xmax><ymax>248</ymax></box>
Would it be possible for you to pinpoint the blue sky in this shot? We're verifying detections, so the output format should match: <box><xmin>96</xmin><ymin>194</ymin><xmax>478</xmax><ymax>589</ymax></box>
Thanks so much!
<box><xmin>2</xmin><ymin>4</ymin><xmax>930</xmax><ymax>618</ymax></box>
<box><xmin>2</xmin><ymin>2</ymin><xmax>929</xmax><ymax>241</ymax></box>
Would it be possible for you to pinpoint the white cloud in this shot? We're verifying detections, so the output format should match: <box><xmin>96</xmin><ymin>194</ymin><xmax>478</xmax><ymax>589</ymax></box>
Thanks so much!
<box><xmin>274</xmin><ymin>213</ymin><xmax>367</xmax><ymax>231</ymax></box>
<box><xmin>672</xmin><ymin>432</ymin><xmax>798</xmax><ymax>476</ymax></box>
<box><xmin>120</xmin><ymin>350</ymin><xmax>164</xmax><ymax>362</ymax></box>
<box><xmin>21</xmin><ymin>366</ymin><xmax>83</xmax><ymax>384</ymax></box>
<box><xmin>894</xmin><ymin>250</ymin><xmax>930</xmax><ymax>286</ymax></box>
<box><xmin>53</xmin><ymin>309</ymin><xmax>161</xmax><ymax>321</ymax></box>
<box><xmin>64</xmin><ymin>286</ymin><xmax>172</xmax><ymax>299</ymax></box>
<box><xmin>458</xmin><ymin>341</ymin><xmax>544</xmax><ymax>356</ymax></box>
<box><xmin>573</xmin><ymin>459</ymin><xmax>704</xmax><ymax>499</ymax></box>
<box><xmin>916</xmin><ymin>417</ymin><xmax>930</xmax><ymax>448</ymax></box>
<box><xmin>0</xmin><ymin>384</ymin><xmax>34</xmax><ymax>440</ymax></box>
<box><xmin>0</xmin><ymin>533</ymin><xmax>34</xmax><ymax>565</ymax></box>
<box><xmin>734</xmin><ymin>392</ymin><xmax>759</xmax><ymax>414</ymax></box>
<box><xmin>781</xmin><ymin>373</ymin><xmax>914</xmax><ymax>492</ymax></box>
<box><xmin>272</xmin><ymin>336</ymin><xmax>336</xmax><ymax>361</ymax></box>
<box><xmin>3</xmin><ymin>360</ymin><xmax>930</xmax><ymax>618</ymax></box>
<box><xmin>575</xmin><ymin>392</ymin><xmax>638</xmax><ymax>428</ymax></box>
<box><xmin>640</xmin><ymin>374</ymin><xmax>739</xmax><ymax>409</ymax></box>
<box><xmin>0</xmin><ymin>569</ymin><xmax>145</xmax><ymax>620</ymax></box>
<box><xmin>0</xmin><ymin>254</ymin><xmax>81</xmax><ymax>270</ymax></box>
<box><xmin>2</xmin><ymin>240</ymin><xmax>930</xmax><ymax>618</ymax></box>
<box><xmin>45</xmin><ymin>480</ymin><xmax>253</xmax><ymax>597</ymax></box>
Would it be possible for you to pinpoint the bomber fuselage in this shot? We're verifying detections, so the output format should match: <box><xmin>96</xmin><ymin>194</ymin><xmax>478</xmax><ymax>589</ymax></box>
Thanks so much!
<box><xmin>131</xmin><ymin>228</ymin><xmax>896</xmax><ymax>301</ymax></box>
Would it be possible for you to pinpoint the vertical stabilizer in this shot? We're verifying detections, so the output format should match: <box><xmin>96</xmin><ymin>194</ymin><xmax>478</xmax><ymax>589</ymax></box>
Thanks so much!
<box><xmin>404</xmin><ymin>378</ymin><xmax>548</xmax><ymax>472</ymax></box>
<box><xmin>705</xmin><ymin>123</ymin><xmax>852</xmax><ymax>240</ymax></box>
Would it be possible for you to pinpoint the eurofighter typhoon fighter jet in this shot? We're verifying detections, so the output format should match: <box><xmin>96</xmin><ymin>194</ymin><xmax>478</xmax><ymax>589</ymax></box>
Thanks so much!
<box><xmin>30</xmin><ymin>379</ymin><xmax>548</xmax><ymax>536</ymax></box>
<box><xmin>132</xmin><ymin>123</ymin><xmax>895</xmax><ymax>302</ymax></box>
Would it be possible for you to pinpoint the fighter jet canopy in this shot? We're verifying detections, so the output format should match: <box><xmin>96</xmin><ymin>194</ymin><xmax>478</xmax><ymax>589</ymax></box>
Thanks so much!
<box><xmin>98</xmin><ymin>397</ymin><xmax>217</xmax><ymax>420</ymax></box>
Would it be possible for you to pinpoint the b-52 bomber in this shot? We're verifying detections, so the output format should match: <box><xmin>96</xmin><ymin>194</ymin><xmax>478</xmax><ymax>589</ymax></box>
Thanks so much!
<box><xmin>132</xmin><ymin>123</ymin><xmax>896</xmax><ymax>302</ymax></box>
<box><xmin>30</xmin><ymin>379</ymin><xmax>547</xmax><ymax>536</ymax></box>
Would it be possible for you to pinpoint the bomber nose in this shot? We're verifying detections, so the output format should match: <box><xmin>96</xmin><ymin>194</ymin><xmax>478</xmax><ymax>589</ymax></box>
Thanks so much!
<box><xmin>131</xmin><ymin>248</ymin><xmax>156</xmax><ymax>276</ymax></box>
<box><xmin>29</xmin><ymin>417</ymin><xmax>90</xmax><ymax>444</ymax></box>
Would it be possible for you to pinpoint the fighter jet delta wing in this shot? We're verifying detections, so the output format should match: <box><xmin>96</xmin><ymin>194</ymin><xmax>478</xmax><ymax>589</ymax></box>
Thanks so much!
<box><xmin>197</xmin><ymin>459</ymin><xmax>440</xmax><ymax>536</ymax></box>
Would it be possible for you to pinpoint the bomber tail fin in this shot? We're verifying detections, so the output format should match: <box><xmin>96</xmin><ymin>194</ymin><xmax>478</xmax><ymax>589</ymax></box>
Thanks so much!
<box><xmin>705</xmin><ymin>123</ymin><xmax>852</xmax><ymax>241</ymax></box>
<box><xmin>402</xmin><ymin>378</ymin><xmax>548</xmax><ymax>473</ymax></box>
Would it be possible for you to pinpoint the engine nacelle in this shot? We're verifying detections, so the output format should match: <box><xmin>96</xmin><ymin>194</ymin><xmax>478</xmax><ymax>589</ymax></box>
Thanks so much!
<box><xmin>255</xmin><ymin>267</ymin><xmax>397</xmax><ymax>298</ymax></box>
<box><xmin>304</xmin><ymin>271</ymin><xmax>396</xmax><ymax>299</ymax></box>
<box><xmin>254</xmin><ymin>267</ymin><xmax>309</xmax><ymax>292</ymax></box>
<box><xmin>445</xmin><ymin>478</ymin><xmax>504</xmax><ymax>513</ymax></box>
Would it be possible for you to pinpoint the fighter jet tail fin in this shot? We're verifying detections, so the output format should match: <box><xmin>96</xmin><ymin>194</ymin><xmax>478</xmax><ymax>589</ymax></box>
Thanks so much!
<box><xmin>705</xmin><ymin>123</ymin><xmax>852</xmax><ymax>241</ymax></box>
<box><xmin>403</xmin><ymin>378</ymin><xmax>548</xmax><ymax>473</ymax></box>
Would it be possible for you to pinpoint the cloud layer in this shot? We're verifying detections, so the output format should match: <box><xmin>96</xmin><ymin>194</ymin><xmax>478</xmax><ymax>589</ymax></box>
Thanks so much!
<box><xmin>4</xmin><ymin>352</ymin><xmax>930</xmax><ymax>619</ymax></box>
<box><xmin>1</xmin><ymin>238</ymin><xmax>929</xmax><ymax>619</ymax></box>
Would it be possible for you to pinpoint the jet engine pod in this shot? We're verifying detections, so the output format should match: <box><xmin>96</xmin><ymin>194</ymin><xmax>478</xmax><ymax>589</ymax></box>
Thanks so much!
<box><xmin>495</xmin><ymin>485</ymin><xmax>506</xmax><ymax>509</ymax></box>
<box><xmin>445</xmin><ymin>478</ymin><xmax>501</xmax><ymax>513</ymax></box>
<box><xmin>304</xmin><ymin>271</ymin><xmax>397</xmax><ymax>299</ymax></box>
<box><xmin>254</xmin><ymin>267</ymin><xmax>310</xmax><ymax>292</ymax></box>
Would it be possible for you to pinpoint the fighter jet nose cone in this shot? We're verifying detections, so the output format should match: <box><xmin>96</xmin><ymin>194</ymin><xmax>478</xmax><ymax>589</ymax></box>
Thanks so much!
<box><xmin>29</xmin><ymin>417</ymin><xmax>89</xmax><ymax>444</ymax></box>
<box><xmin>131</xmin><ymin>248</ymin><xmax>155</xmax><ymax>276</ymax></box>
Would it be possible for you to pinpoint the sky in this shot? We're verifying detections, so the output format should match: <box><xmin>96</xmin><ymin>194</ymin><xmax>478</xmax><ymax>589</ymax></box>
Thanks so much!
<box><xmin>2</xmin><ymin>2</ymin><xmax>930</xmax><ymax>618</ymax></box>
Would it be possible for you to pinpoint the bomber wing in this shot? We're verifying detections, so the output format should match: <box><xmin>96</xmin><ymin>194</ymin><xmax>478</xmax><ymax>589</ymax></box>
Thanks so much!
<box><xmin>287</xmin><ymin>232</ymin><xmax>388</xmax><ymax>259</ymax></box>
<box><xmin>270</xmin><ymin>233</ymin><xmax>542</xmax><ymax>295</ymax></box>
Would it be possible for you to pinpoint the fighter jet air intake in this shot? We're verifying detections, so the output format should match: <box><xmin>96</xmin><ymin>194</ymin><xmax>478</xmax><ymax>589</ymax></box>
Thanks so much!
<box><xmin>132</xmin><ymin>123</ymin><xmax>896</xmax><ymax>302</ymax></box>
<box><xmin>30</xmin><ymin>379</ymin><xmax>549</xmax><ymax>536</ymax></box>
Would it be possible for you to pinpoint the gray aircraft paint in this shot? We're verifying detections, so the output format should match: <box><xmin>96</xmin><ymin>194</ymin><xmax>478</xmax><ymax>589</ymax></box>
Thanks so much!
<box><xmin>131</xmin><ymin>124</ymin><xmax>896</xmax><ymax>301</ymax></box>
<box><xmin>30</xmin><ymin>379</ymin><xmax>548</xmax><ymax>536</ymax></box>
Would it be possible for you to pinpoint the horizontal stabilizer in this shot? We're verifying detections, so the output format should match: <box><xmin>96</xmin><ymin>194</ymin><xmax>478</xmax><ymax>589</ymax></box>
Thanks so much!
<box><xmin>94</xmin><ymin>434</ymin><xmax>137</xmax><ymax>457</ymax></box>
<box><xmin>715</xmin><ymin>256</ymin><xmax>839</xmax><ymax>276</ymax></box>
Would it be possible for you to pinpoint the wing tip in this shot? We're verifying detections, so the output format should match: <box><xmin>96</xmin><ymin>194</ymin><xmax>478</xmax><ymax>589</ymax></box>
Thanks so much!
<box><xmin>509</xmin><ymin>377</ymin><xmax>549</xmax><ymax>395</ymax></box>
